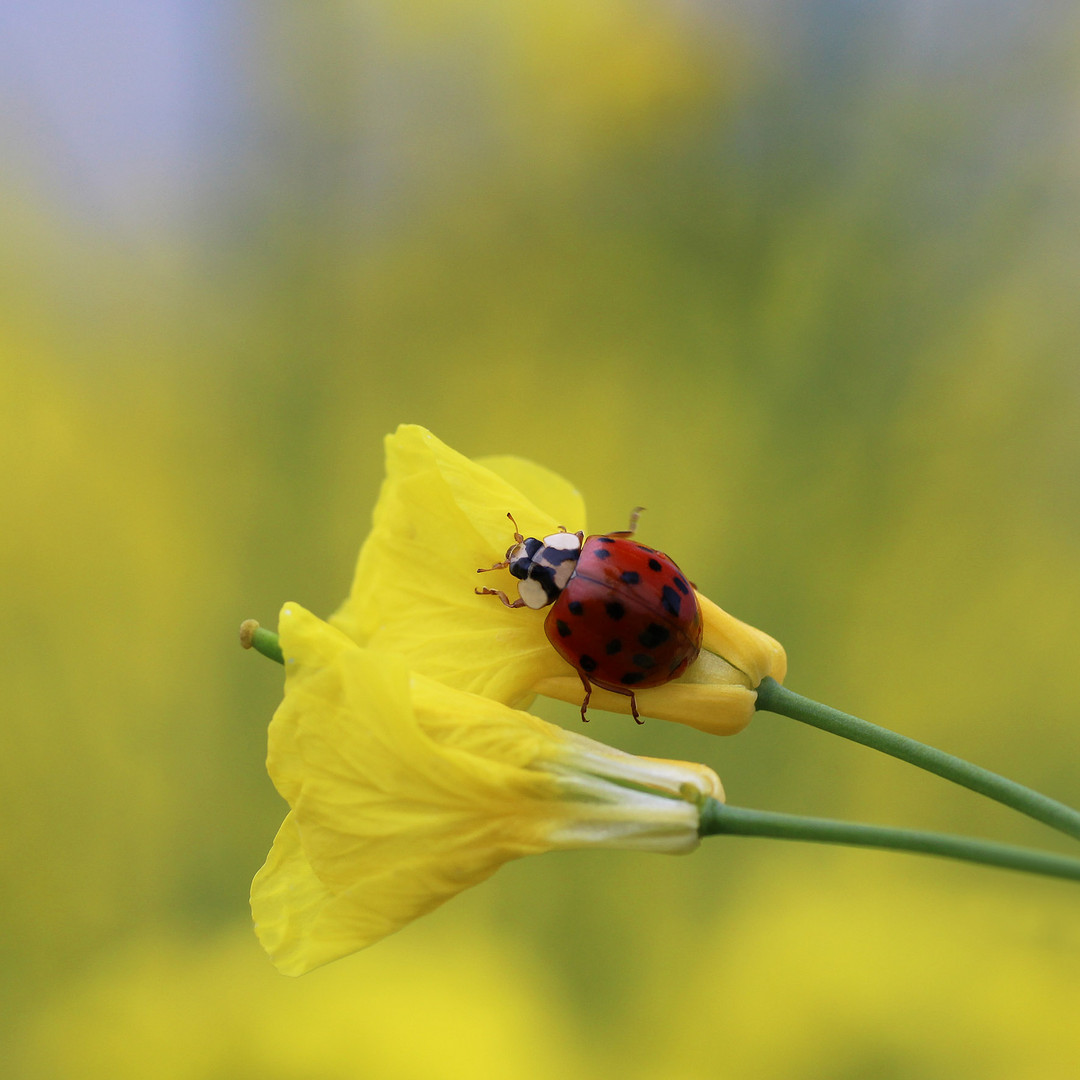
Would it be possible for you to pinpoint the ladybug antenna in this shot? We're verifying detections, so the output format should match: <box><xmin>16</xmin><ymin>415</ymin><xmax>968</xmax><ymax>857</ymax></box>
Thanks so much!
<box><xmin>627</xmin><ymin>506</ymin><xmax>645</xmax><ymax>535</ymax></box>
<box><xmin>506</xmin><ymin>511</ymin><xmax>524</xmax><ymax>543</ymax></box>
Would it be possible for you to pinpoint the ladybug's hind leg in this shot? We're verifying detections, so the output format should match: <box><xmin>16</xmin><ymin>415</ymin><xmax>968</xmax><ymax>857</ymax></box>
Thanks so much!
<box><xmin>577</xmin><ymin>679</ymin><xmax>644</xmax><ymax>725</ymax></box>
<box><xmin>603</xmin><ymin>684</ymin><xmax>644</xmax><ymax>724</ymax></box>
<box><xmin>577</xmin><ymin>670</ymin><xmax>593</xmax><ymax>722</ymax></box>
<box><xmin>608</xmin><ymin>506</ymin><xmax>645</xmax><ymax>538</ymax></box>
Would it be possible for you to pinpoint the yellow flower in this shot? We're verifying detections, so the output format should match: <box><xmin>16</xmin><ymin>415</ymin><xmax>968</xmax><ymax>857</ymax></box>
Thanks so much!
<box><xmin>331</xmin><ymin>424</ymin><xmax>785</xmax><ymax>735</ymax></box>
<box><xmin>251</xmin><ymin>604</ymin><xmax>723</xmax><ymax>975</ymax></box>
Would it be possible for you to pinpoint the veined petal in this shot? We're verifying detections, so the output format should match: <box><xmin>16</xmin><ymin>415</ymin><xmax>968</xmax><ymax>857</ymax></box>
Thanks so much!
<box><xmin>546</xmin><ymin>726</ymin><xmax>724</xmax><ymax>802</ymax></box>
<box><xmin>331</xmin><ymin>425</ymin><xmax>577</xmax><ymax>707</ymax></box>
<box><xmin>264</xmin><ymin>611</ymin><xmax>357</xmax><ymax>805</ymax></box>
<box><xmin>251</xmin><ymin>814</ymin><xmax>376</xmax><ymax>979</ymax></box>
<box><xmin>251</xmin><ymin>604</ymin><xmax>722</xmax><ymax>974</ymax></box>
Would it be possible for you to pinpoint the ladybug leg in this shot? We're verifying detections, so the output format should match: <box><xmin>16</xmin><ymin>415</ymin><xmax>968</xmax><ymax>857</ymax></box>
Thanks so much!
<box><xmin>602</xmin><ymin>684</ymin><xmax>645</xmax><ymax>724</ymax></box>
<box><xmin>608</xmin><ymin>506</ymin><xmax>645</xmax><ymax>538</ymax></box>
<box><xmin>577</xmin><ymin>670</ymin><xmax>593</xmax><ymax>722</ymax></box>
<box><xmin>475</xmin><ymin>586</ymin><xmax>526</xmax><ymax>609</ymax></box>
<box><xmin>477</xmin><ymin>560</ymin><xmax>510</xmax><ymax>573</ymax></box>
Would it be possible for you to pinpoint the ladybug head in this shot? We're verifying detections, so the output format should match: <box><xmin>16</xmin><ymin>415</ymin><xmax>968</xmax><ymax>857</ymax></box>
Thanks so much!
<box><xmin>506</xmin><ymin>536</ymin><xmax>544</xmax><ymax>580</ymax></box>
<box><xmin>507</xmin><ymin>530</ymin><xmax>583</xmax><ymax>609</ymax></box>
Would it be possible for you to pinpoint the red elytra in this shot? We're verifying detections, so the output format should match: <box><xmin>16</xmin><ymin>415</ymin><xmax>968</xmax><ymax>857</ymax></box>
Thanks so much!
<box><xmin>475</xmin><ymin>513</ymin><xmax>702</xmax><ymax>723</ymax></box>
<box><xmin>544</xmin><ymin>535</ymin><xmax>702</xmax><ymax>723</ymax></box>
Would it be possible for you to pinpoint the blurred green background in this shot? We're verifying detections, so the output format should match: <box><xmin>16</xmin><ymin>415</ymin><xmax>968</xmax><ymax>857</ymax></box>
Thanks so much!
<box><xmin>4</xmin><ymin>2</ymin><xmax>1080</xmax><ymax>1077</ymax></box>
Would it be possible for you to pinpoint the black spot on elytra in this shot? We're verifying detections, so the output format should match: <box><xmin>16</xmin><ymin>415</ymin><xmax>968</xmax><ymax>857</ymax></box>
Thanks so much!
<box><xmin>605</xmin><ymin>601</ymin><xmax>625</xmax><ymax>620</ymax></box>
<box><xmin>620</xmin><ymin>570</ymin><xmax>640</xmax><ymax>585</ymax></box>
<box><xmin>579</xmin><ymin>654</ymin><xmax>598</xmax><ymax>673</ymax></box>
<box><xmin>594</xmin><ymin>547</ymin><xmax>611</xmax><ymax>560</ymax></box>
<box><xmin>638</xmin><ymin>623</ymin><xmax>670</xmax><ymax>649</ymax></box>
<box><xmin>647</xmin><ymin>558</ymin><xmax>662</xmax><ymax>572</ymax></box>
<box><xmin>598</xmin><ymin>536</ymin><xmax>616</xmax><ymax>544</ymax></box>
<box><xmin>661</xmin><ymin>585</ymin><xmax>682</xmax><ymax>617</ymax></box>
<box><xmin>555</xmin><ymin>620</ymin><xmax>571</xmax><ymax>637</ymax></box>
<box><xmin>632</xmin><ymin>653</ymin><xmax>656</xmax><ymax>669</ymax></box>
<box><xmin>568</xmin><ymin>600</ymin><xmax>584</xmax><ymax>615</ymax></box>
<box><xmin>605</xmin><ymin>638</ymin><xmax>622</xmax><ymax>655</ymax></box>
<box><xmin>621</xmin><ymin>671</ymin><xmax>645</xmax><ymax>685</ymax></box>
<box><xmin>673</xmin><ymin>575</ymin><xmax>690</xmax><ymax>595</ymax></box>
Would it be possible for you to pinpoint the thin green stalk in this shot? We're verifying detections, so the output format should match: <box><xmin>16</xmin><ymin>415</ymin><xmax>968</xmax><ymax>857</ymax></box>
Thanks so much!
<box><xmin>699</xmin><ymin>800</ymin><xmax>1080</xmax><ymax>883</ymax></box>
<box><xmin>755</xmin><ymin>678</ymin><xmax>1080</xmax><ymax>842</ymax></box>
<box><xmin>239</xmin><ymin>621</ymin><xmax>284</xmax><ymax>665</ymax></box>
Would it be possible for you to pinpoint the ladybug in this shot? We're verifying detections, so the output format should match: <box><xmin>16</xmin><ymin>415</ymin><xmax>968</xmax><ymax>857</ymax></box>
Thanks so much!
<box><xmin>476</xmin><ymin>510</ymin><xmax>702</xmax><ymax>723</ymax></box>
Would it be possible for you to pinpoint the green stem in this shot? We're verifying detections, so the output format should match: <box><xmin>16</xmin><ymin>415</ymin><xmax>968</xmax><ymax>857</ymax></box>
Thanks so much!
<box><xmin>699</xmin><ymin>800</ymin><xmax>1080</xmax><ymax>883</ymax></box>
<box><xmin>239</xmin><ymin>622</ymin><xmax>284</xmax><ymax>665</ymax></box>
<box><xmin>755</xmin><ymin>678</ymin><xmax>1080</xmax><ymax>842</ymax></box>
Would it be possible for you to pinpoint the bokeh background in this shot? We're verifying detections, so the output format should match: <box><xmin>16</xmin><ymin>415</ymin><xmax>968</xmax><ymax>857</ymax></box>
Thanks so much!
<box><xmin>4</xmin><ymin>2</ymin><xmax>1080</xmax><ymax>1076</ymax></box>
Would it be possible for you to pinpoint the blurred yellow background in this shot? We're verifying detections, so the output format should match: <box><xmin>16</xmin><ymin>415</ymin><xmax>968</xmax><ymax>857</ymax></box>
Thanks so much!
<box><xmin>4</xmin><ymin>2</ymin><xmax>1079</xmax><ymax>1077</ymax></box>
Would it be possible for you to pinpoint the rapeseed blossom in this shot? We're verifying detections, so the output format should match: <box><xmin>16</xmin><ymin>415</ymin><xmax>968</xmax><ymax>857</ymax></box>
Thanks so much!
<box><xmin>251</xmin><ymin>604</ymin><xmax>723</xmax><ymax>975</ymax></box>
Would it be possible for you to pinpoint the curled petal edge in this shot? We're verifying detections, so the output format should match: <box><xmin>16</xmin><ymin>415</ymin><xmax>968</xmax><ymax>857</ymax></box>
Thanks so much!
<box><xmin>698</xmin><ymin>593</ymin><xmax>787</xmax><ymax>687</ymax></box>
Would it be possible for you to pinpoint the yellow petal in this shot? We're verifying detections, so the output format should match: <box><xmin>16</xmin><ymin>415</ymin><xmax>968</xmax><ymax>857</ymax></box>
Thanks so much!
<box><xmin>265</xmin><ymin>607</ymin><xmax>357</xmax><ymax>805</ymax></box>
<box><xmin>474</xmin><ymin>454</ymin><xmax>587</xmax><ymax>537</ymax></box>
<box><xmin>534</xmin><ymin>673</ymin><xmax>758</xmax><ymax>736</ymax></box>
<box><xmin>331</xmin><ymin>425</ymin><xmax>571</xmax><ymax>706</ymax></box>
<box><xmin>250</xmin><ymin>813</ymin><xmax>372</xmax><ymax>978</ymax></box>
<box><xmin>698</xmin><ymin>592</ymin><xmax>788</xmax><ymax>686</ymax></box>
<box><xmin>252</xmin><ymin>809</ymin><xmax>510</xmax><ymax>979</ymax></box>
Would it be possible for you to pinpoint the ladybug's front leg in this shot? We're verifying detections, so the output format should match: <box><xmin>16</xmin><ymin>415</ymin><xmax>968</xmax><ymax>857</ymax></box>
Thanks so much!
<box><xmin>576</xmin><ymin>670</ymin><xmax>593</xmax><ymax>722</ymax></box>
<box><xmin>475</xmin><ymin>586</ymin><xmax>526</xmax><ymax>609</ymax></box>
